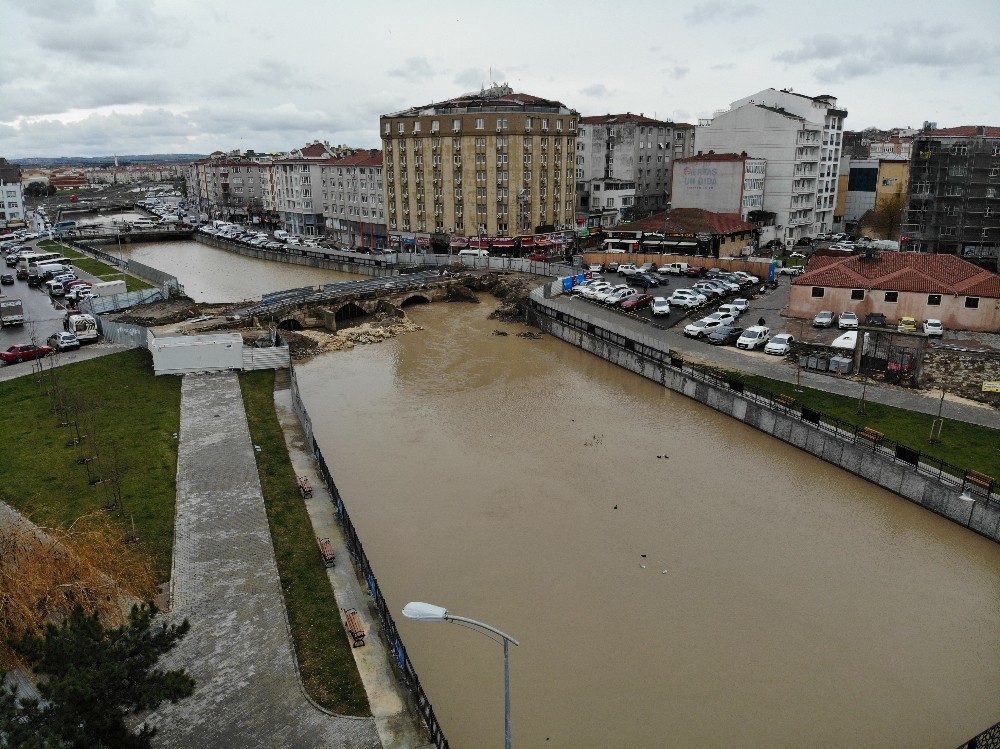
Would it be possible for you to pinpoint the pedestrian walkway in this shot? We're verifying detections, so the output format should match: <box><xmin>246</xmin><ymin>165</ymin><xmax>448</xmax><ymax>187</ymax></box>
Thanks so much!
<box><xmin>146</xmin><ymin>373</ymin><xmax>381</xmax><ymax>749</ymax></box>
<box><xmin>272</xmin><ymin>387</ymin><xmax>434</xmax><ymax>749</ymax></box>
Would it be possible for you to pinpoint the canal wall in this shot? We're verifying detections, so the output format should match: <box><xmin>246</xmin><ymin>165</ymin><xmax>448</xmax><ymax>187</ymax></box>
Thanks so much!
<box><xmin>196</xmin><ymin>235</ymin><xmax>400</xmax><ymax>278</ymax></box>
<box><xmin>527</xmin><ymin>288</ymin><xmax>1000</xmax><ymax>543</ymax></box>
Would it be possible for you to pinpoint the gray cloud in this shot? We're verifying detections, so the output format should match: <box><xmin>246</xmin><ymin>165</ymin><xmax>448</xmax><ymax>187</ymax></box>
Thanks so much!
<box><xmin>388</xmin><ymin>57</ymin><xmax>436</xmax><ymax>82</ymax></box>
<box><xmin>684</xmin><ymin>1</ymin><xmax>763</xmax><ymax>24</ymax></box>
<box><xmin>581</xmin><ymin>84</ymin><xmax>612</xmax><ymax>98</ymax></box>
<box><xmin>673</xmin><ymin>66</ymin><xmax>690</xmax><ymax>79</ymax></box>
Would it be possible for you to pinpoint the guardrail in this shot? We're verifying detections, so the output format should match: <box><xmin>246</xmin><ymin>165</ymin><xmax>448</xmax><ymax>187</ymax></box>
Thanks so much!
<box><xmin>529</xmin><ymin>290</ymin><xmax>998</xmax><ymax>505</ymax></box>
<box><xmin>288</xmin><ymin>365</ymin><xmax>450</xmax><ymax>749</ymax></box>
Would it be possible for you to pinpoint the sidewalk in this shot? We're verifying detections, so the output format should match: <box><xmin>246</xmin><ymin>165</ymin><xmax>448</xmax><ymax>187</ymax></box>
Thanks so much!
<box><xmin>147</xmin><ymin>373</ymin><xmax>381</xmax><ymax>749</ymax></box>
<box><xmin>273</xmin><ymin>386</ymin><xmax>434</xmax><ymax>749</ymax></box>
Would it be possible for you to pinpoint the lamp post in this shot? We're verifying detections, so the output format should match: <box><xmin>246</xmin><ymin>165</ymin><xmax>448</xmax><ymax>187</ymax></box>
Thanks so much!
<box><xmin>403</xmin><ymin>601</ymin><xmax>519</xmax><ymax>749</ymax></box>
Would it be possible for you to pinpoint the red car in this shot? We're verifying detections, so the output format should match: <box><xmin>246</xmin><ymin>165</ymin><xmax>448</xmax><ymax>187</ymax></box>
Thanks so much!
<box><xmin>620</xmin><ymin>293</ymin><xmax>655</xmax><ymax>312</ymax></box>
<box><xmin>0</xmin><ymin>343</ymin><xmax>55</xmax><ymax>364</ymax></box>
<box><xmin>686</xmin><ymin>266</ymin><xmax>707</xmax><ymax>277</ymax></box>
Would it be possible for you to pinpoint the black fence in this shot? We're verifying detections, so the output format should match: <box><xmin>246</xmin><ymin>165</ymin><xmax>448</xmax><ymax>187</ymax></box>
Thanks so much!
<box><xmin>530</xmin><ymin>299</ymin><xmax>998</xmax><ymax>504</ymax></box>
<box><xmin>288</xmin><ymin>366</ymin><xmax>449</xmax><ymax>749</ymax></box>
<box><xmin>956</xmin><ymin>718</ymin><xmax>1000</xmax><ymax>749</ymax></box>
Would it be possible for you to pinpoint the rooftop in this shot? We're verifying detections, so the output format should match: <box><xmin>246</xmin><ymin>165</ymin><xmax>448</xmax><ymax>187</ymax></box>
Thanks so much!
<box><xmin>384</xmin><ymin>84</ymin><xmax>576</xmax><ymax>118</ymax></box>
<box><xmin>612</xmin><ymin>208</ymin><xmax>755</xmax><ymax>236</ymax></box>
<box><xmin>921</xmin><ymin>125</ymin><xmax>1000</xmax><ymax>139</ymax></box>
<box><xmin>793</xmin><ymin>253</ymin><xmax>1000</xmax><ymax>298</ymax></box>
<box><xmin>581</xmin><ymin>113</ymin><xmax>676</xmax><ymax>126</ymax></box>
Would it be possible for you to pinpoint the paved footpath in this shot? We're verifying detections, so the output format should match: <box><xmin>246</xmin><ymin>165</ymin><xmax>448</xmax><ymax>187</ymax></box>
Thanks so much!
<box><xmin>146</xmin><ymin>372</ymin><xmax>380</xmax><ymax>749</ymax></box>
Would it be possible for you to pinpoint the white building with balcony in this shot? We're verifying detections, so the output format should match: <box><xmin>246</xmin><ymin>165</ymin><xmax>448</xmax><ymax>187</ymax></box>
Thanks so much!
<box><xmin>695</xmin><ymin>89</ymin><xmax>847</xmax><ymax>245</ymax></box>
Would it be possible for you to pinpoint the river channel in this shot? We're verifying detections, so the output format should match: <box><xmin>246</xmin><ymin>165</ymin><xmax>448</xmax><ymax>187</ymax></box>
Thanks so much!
<box><xmin>123</xmin><ymin>241</ymin><xmax>1000</xmax><ymax>747</ymax></box>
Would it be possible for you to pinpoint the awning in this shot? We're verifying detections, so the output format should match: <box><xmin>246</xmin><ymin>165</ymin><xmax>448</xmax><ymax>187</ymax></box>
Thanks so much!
<box><xmin>519</xmin><ymin>236</ymin><xmax>535</xmax><ymax>247</ymax></box>
<box><xmin>535</xmin><ymin>238</ymin><xmax>553</xmax><ymax>247</ymax></box>
<box><xmin>450</xmin><ymin>237</ymin><xmax>469</xmax><ymax>248</ymax></box>
<box><xmin>493</xmin><ymin>238</ymin><xmax>515</xmax><ymax>248</ymax></box>
<box><xmin>469</xmin><ymin>238</ymin><xmax>487</xmax><ymax>249</ymax></box>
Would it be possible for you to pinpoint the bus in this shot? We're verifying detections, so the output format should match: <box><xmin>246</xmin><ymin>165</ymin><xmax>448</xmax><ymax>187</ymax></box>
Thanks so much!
<box><xmin>53</xmin><ymin>220</ymin><xmax>77</xmax><ymax>233</ymax></box>
<box><xmin>19</xmin><ymin>253</ymin><xmax>73</xmax><ymax>271</ymax></box>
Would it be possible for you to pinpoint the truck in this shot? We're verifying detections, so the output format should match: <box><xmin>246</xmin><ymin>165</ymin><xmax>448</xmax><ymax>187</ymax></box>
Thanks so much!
<box><xmin>90</xmin><ymin>279</ymin><xmax>127</xmax><ymax>297</ymax></box>
<box><xmin>66</xmin><ymin>313</ymin><xmax>99</xmax><ymax>343</ymax></box>
<box><xmin>0</xmin><ymin>299</ymin><xmax>24</xmax><ymax>327</ymax></box>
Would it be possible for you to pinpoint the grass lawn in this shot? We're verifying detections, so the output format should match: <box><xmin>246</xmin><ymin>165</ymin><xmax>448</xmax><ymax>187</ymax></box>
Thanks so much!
<box><xmin>0</xmin><ymin>350</ymin><xmax>181</xmax><ymax>582</ymax></box>
<box><xmin>735</xmin><ymin>372</ymin><xmax>1000</xmax><ymax>480</ymax></box>
<box><xmin>239</xmin><ymin>370</ymin><xmax>371</xmax><ymax>716</ymax></box>
<box><xmin>36</xmin><ymin>240</ymin><xmax>153</xmax><ymax>290</ymax></box>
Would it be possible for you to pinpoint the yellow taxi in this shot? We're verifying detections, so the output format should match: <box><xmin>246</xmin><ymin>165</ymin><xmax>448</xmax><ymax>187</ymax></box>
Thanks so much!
<box><xmin>897</xmin><ymin>316</ymin><xmax>918</xmax><ymax>333</ymax></box>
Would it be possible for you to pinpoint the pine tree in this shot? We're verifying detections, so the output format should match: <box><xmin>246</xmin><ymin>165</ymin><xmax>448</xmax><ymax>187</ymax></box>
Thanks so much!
<box><xmin>3</xmin><ymin>603</ymin><xmax>194</xmax><ymax>749</ymax></box>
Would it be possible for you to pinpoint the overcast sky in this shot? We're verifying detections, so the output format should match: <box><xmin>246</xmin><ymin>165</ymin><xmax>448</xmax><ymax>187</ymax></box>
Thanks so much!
<box><xmin>2</xmin><ymin>0</ymin><xmax>998</xmax><ymax>159</ymax></box>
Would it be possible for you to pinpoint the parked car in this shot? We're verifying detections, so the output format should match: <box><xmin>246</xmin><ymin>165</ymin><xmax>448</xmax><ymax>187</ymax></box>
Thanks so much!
<box><xmin>606</xmin><ymin>287</ymin><xmax>639</xmax><ymax>306</ymax></box>
<box><xmin>764</xmin><ymin>333</ymin><xmax>795</xmax><ymax>355</ymax></box>
<box><xmin>828</xmin><ymin>243</ymin><xmax>855</xmax><ymax>252</ymax></box>
<box><xmin>0</xmin><ymin>343</ymin><xmax>54</xmax><ymax>364</ymax></box>
<box><xmin>736</xmin><ymin>326</ymin><xmax>771</xmax><ymax>350</ymax></box>
<box><xmin>864</xmin><ymin>312</ymin><xmax>888</xmax><ymax>328</ymax></box>
<box><xmin>0</xmin><ymin>273</ymin><xmax>13</xmax><ymax>285</ymax></box>
<box><xmin>897</xmin><ymin>316</ymin><xmax>918</xmax><ymax>333</ymax></box>
<box><xmin>733</xmin><ymin>271</ymin><xmax>759</xmax><ymax>284</ymax></box>
<box><xmin>731</xmin><ymin>298</ymin><xmax>750</xmax><ymax>313</ymax></box>
<box><xmin>704</xmin><ymin>311</ymin><xmax>737</xmax><ymax>326</ymax></box>
<box><xmin>838</xmin><ymin>311</ymin><xmax>859</xmax><ymax>330</ymax></box>
<box><xmin>667</xmin><ymin>292</ymin><xmax>704</xmax><ymax>309</ymax></box>
<box><xmin>717</xmin><ymin>303</ymin><xmax>743</xmax><ymax>320</ymax></box>
<box><xmin>923</xmin><ymin>319</ymin><xmax>944</xmax><ymax>337</ymax></box>
<box><xmin>637</xmin><ymin>262</ymin><xmax>657</xmax><ymax>274</ymax></box>
<box><xmin>693</xmin><ymin>282</ymin><xmax>724</xmax><ymax>299</ymax></box>
<box><xmin>594</xmin><ymin>284</ymin><xmax>630</xmax><ymax>303</ymax></box>
<box><xmin>778</xmin><ymin>265</ymin><xmax>804</xmax><ymax>276</ymax></box>
<box><xmin>626</xmin><ymin>273</ymin><xmax>660</xmax><ymax>288</ymax></box>
<box><xmin>650</xmin><ymin>297</ymin><xmax>671</xmax><ymax>316</ymax></box>
<box><xmin>580</xmin><ymin>282</ymin><xmax>613</xmax><ymax>300</ymax></box>
<box><xmin>813</xmin><ymin>310</ymin><xmax>835</xmax><ymax>328</ymax></box>
<box><xmin>707</xmin><ymin>326</ymin><xmax>744</xmax><ymax>346</ymax></box>
<box><xmin>620</xmin><ymin>293</ymin><xmax>655</xmax><ymax>312</ymax></box>
<box><xmin>684</xmin><ymin>317</ymin><xmax>727</xmax><ymax>338</ymax></box>
<box><xmin>617</xmin><ymin>263</ymin><xmax>640</xmax><ymax>276</ymax></box>
<box><xmin>685</xmin><ymin>266</ymin><xmax>707</xmax><ymax>277</ymax></box>
<box><xmin>46</xmin><ymin>331</ymin><xmax>81</xmax><ymax>351</ymax></box>
<box><xmin>14</xmin><ymin>267</ymin><xmax>28</xmax><ymax>280</ymax></box>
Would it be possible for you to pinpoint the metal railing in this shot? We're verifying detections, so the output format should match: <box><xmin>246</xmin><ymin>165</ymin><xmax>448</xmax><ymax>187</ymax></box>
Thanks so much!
<box><xmin>529</xmin><ymin>291</ymin><xmax>999</xmax><ymax>504</ymax></box>
<box><xmin>288</xmin><ymin>366</ymin><xmax>449</xmax><ymax>749</ymax></box>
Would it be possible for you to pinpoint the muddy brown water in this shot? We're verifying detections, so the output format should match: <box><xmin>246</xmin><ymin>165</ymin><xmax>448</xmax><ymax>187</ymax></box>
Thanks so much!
<box><xmin>295</xmin><ymin>300</ymin><xmax>1000</xmax><ymax>749</ymax></box>
<box><xmin>105</xmin><ymin>245</ymin><xmax>1000</xmax><ymax>746</ymax></box>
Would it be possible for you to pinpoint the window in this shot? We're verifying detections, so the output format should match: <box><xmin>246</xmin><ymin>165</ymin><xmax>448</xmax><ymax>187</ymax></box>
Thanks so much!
<box><xmin>927</xmin><ymin>294</ymin><xmax>941</xmax><ymax>306</ymax></box>
<box><xmin>884</xmin><ymin>291</ymin><xmax>898</xmax><ymax>303</ymax></box>
<box><xmin>452</xmin><ymin>119</ymin><xmax>461</xmax><ymax>132</ymax></box>
<box><xmin>413</xmin><ymin>122</ymin><xmax>421</xmax><ymax>134</ymax></box>
<box><xmin>987</xmin><ymin>188</ymin><xmax>997</xmax><ymax>198</ymax></box>
<box><xmin>398</xmin><ymin>123</ymin><xmax>405</xmax><ymax>134</ymax></box>
<box><xmin>948</xmin><ymin>165</ymin><xmax>966</xmax><ymax>177</ymax></box>
<box><xmin>965</xmin><ymin>297</ymin><xmax>980</xmax><ymax>309</ymax></box>
<box><xmin>941</xmin><ymin>227</ymin><xmax>956</xmax><ymax>236</ymax></box>
<box><xmin>850</xmin><ymin>289</ymin><xmax>865</xmax><ymax>301</ymax></box>
<box><xmin>811</xmin><ymin>287</ymin><xmax>825</xmax><ymax>298</ymax></box>
<box><xmin>384</xmin><ymin>123</ymin><xmax>390</xmax><ymax>135</ymax></box>
<box><xmin>950</xmin><ymin>145</ymin><xmax>968</xmax><ymax>156</ymax></box>
<box><xmin>431</xmin><ymin>120</ymin><xmax>439</xmax><ymax>133</ymax></box>
<box><xmin>475</xmin><ymin>118</ymin><xmax>485</xmax><ymax>130</ymax></box>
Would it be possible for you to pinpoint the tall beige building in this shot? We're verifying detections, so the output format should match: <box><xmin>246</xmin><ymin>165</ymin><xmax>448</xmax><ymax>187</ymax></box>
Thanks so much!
<box><xmin>380</xmin><ymin>84</ymin><xmax>579</xmax><ymax>252</ymax></box>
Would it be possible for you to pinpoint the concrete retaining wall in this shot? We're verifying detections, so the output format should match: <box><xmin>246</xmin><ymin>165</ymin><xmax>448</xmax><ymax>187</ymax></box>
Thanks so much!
<box><xmin>528</xmin><ymin>291</ymin><xmax>1000</xmax><ymax>543</ymax></box>
<box><xmin>197</xmin><ymin>235</ymin><xmax>398</xmax><ymax>278</ymax></box>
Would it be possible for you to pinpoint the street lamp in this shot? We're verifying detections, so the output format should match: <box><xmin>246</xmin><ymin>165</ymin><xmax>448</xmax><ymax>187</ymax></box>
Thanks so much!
<box><xmin>402</xmin><ymin>601</ymin><xmax>519</xmax><ymax>749</ymax></box>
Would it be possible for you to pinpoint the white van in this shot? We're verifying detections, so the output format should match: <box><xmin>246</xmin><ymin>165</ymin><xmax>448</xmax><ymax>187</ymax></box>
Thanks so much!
<box><xmin>273</xmin><ymin>230</ymin><xmax>289</xmax><ymax>242</ymax></box>
<box><xmin>664</xmin><ymin>262</ymin><xmax>689</xmax><ymax>275</ymax></box>
<box><xmin>457</xmin><ymin>249</ymin><xmax>489</xmax><ymax>258</ymax></box>
<box><xmin>130</xmin><ymin>218</ymin><xmax>156</xmax><ymax>228</ymax></box>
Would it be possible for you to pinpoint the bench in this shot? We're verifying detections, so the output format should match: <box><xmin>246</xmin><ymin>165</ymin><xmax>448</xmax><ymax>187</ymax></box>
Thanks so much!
<box><xmin>966</xmin><ymin>470</ymin><xmax>995</xmax><ymax>491</ymax></box>
<box><xmin>775</xmin><ymin>394</ymin><xmax>796</xmax><ymax>409</ymax></box>
<box><xmin>343</xmin><ymin>608</ymin><xmax>366</xmax><ymax>647</ymax></box>
<box><xmin>859</xmin><ymin>427</ymin><xmax>884</xmax><ymax>444</ymax></box>
<box><xmin>297</xmin><ymin>476</ymin><xmax>313</xmax><ymax>498</ymax></box>
<box><xmin>317</xmin><ymin>537</ymin><xmax>335</xmax><ymax>568</ymax></box>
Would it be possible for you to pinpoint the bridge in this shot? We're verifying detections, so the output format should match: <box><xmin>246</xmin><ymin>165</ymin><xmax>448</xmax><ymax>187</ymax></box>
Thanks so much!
<box><xmin>241</xmin><ymin>270</ymin><xmax>467</xmax><ymax>331</ymax></box>
<box><xmin>55</xmin><ymin>202</ymin><xmax>136</xmax><ymax>218</ymax></box>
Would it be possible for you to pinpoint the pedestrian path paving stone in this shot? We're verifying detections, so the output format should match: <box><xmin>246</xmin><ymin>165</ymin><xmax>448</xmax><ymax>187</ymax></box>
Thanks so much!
<box><xmin>146</xmin><ymin>372</ymin><xmax>380</xmax><ymax>749</ymax></box>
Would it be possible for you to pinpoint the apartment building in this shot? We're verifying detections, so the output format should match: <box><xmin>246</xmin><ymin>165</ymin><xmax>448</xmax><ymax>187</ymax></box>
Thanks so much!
<box><xmin>380</xmin><ymin>84</ymin><xmax>579</xmax><ymax>252</ymax></box>
<box><xmin>903</xmin><ymin>125</ymin><xmax>1000</xmax><ymax>256</ymax></box>
<box><xmin>696</xmin><ymin>88</ymin><xmax>847</xmax><ymax>245</ymax></box>
<box><xmin>835</xmin><ymin>155</ymin><xmax>909</xmax><ymax>234</ymax></box>
<box><xmin>670</xmin><ymin>151</ymin><xmax>766</xmax><ymax>221</ymax></box>
<box><xmin>575</xmin><ymin>114</ymin><xmax>695</xmax><ymax>228</ymax></box>
<box><xmin>321</xmin><ymin>150</ymin><xmax>385</xmax><ymax>249</ymax></box>
<box><xmin>188</xmin><ymin>150</ymin><xmax>276</xmax><ymax>224</ymax></box>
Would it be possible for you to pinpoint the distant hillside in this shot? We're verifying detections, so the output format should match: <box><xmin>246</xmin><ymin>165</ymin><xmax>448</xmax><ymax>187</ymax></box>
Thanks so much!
<box><xmin>12</xmin><ymin>154</ymin><xmax>207</xmax><ymax>167</ymax></box>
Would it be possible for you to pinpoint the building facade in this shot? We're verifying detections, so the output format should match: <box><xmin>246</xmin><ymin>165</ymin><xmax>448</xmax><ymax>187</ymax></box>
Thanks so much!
<box><xmin>696</xmin><ymin>88</ymin><xmax>847</xmax><ymax>245</ymax></box>
<box><xmin>903</xmin><ymin>125</ymin><xmax>1000</xmax><ymax>257</ymax></box>
<box><xmin>0</xmin><ymin>158</ymin><xmax>24</xmax><ymax>230</ymax></box>
<box><xmin>670</xmin><ymin>152</ymin><xmax>766</xmax><ymax>221</ymax></box>
<box><xmin>380</xmin><ymin>84</ymin><xmax>579</xmax><ymax>252</ymax></box>
<box><xmin>188</xmin><ymin>150</ymin><xmax>276</xmax><ymax>225</ymax></box>
<box><xmin>320</xmin><ymin>150</ymin><xmax>386</xmax><ymax>249</ymax></box>
<box><xmin>575</xmin><ymin>114</ymin><xmax>695</xmax><ymax>228</ymax></box>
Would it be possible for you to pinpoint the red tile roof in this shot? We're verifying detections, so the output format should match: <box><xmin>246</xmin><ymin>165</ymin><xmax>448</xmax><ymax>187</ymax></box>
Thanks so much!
<box><xmin>793</xmin><ymin>253</ymin><xmax>1000</xmax><ymax>297</ymax></box>
<box><xmin>923</xmin><ymin>126</ymin><xmax>1000</xmax><ymax>138</ymax></box>
<box><xmin>613</xmin><ymin>208</ymin><xmax>754</xmax><ymax>236</ymax></box>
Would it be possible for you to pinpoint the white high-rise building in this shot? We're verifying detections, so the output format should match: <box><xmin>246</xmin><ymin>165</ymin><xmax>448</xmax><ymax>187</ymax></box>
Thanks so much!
<box><xmin>696</xmin><ymin>88</ymin><xmax>847</xmax><ymax>245</ymax></box>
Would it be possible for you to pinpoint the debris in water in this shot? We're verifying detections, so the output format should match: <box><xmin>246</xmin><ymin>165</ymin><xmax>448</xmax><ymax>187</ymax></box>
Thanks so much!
<box><xmin>492</xmin><ymin>330</ymin><xmax>509</xmax><ymax>336</ymax></box>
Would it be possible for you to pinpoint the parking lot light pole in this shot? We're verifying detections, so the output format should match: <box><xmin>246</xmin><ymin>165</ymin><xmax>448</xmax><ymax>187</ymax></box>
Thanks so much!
<box><xmin>403</xmin><ymin>601</ymin><xmax>519</xmax><ymax>749</ymax></box>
